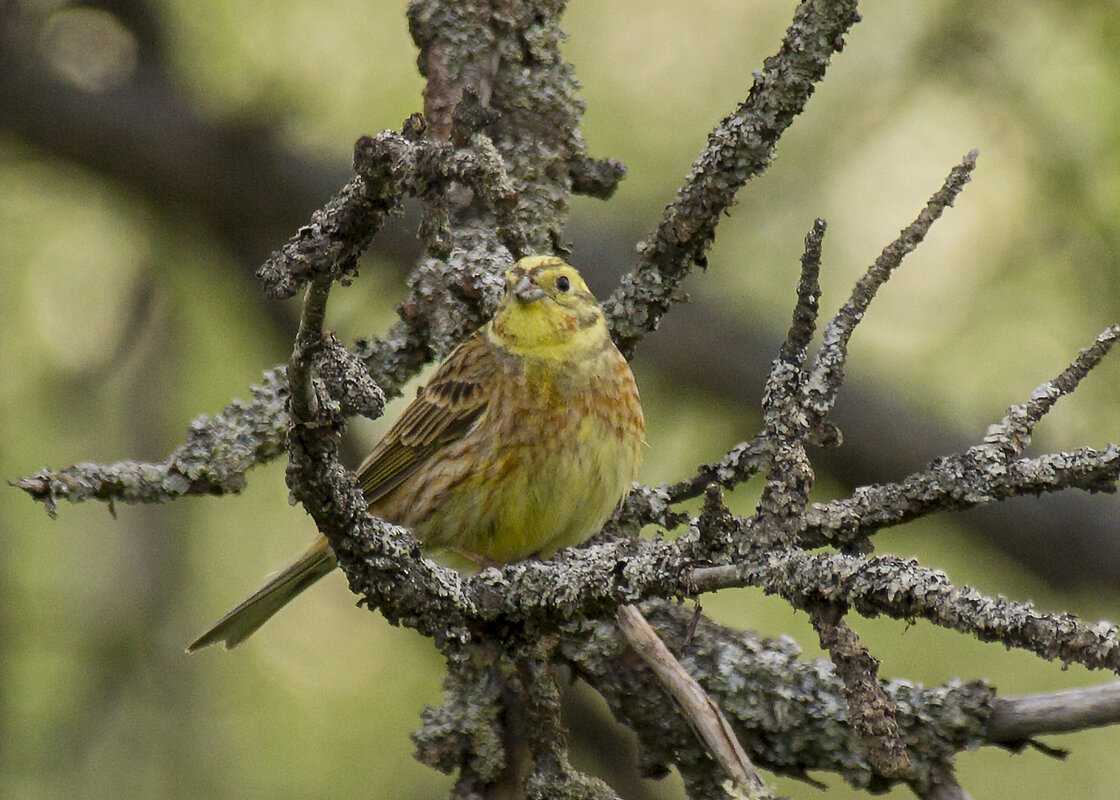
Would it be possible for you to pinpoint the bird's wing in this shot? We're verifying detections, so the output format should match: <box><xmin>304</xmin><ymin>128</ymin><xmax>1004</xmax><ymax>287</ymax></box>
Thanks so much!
<box><xmin>357</xmin><ymin>330</ymin><xmax>494</xmax><ymax>503</ymax></box>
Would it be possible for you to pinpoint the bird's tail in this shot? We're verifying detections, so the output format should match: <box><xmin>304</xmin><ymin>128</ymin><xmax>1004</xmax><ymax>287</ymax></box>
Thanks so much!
<box><xmin>186</xmin><ymin>536</ymin><xmax>336</xmax><ymax>653</ymax></box>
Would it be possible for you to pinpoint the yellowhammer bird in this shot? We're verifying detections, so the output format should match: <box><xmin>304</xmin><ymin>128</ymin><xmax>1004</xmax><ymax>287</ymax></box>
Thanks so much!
<box><xmin>187</xmin><ymin>255</ymin><xmax>645</xmax><ymax>652</ymax></box>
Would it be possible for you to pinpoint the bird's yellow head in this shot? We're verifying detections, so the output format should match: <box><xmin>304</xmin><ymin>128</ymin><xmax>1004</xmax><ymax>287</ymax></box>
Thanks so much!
<box><xmin>487</xmin><ymin>256</ymin><xmax>608</xmax><ymax>360</ymax></box>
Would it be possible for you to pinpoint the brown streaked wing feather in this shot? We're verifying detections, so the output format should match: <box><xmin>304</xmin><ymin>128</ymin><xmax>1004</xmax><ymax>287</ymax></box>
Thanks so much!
<box><xmin>357</xmin><ymin>331</ymin><xmax>493</xmax><ymax>503</ymax></box>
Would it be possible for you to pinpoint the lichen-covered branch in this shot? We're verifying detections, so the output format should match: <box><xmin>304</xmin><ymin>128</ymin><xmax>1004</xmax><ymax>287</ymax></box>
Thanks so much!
<box><xmin>14</xmin><ymin>368</ymin><xmax>288</xmax><ymax>516</ymax></box>
<box><xmin>983</xmin><ymin>325</ymin><xmax>1120</xmax><ymax>456</ymax></box>
<box><xmin>254</xmin><ymin>170</ymin><xmax>394</xmax><ymax>300</ymax></box>
<box><xmin>282</xmin><ymin>271</ymin><xmax>473</xmax><ymax>642</ymax></box>
<box><xmin>257</xmin><ymin>121</ymin><xmax>523</xmax><ymax>300</ymax></box>
<box><xmin>567</xmin><ymin>607</ymin><xmax>1119</xmax><ymax>797</ymax></box>
<box><xmin>414</xmin><ymin>650</ymin><xmax>507</xmax><ymax>790</ymax></box>
<box><xmin>605</xmin><ymin>0</ymin><xmax>862</xmax><ymax>358</ymax></box>
<box><xmin>800</xmin><ymin>325</ymin><xmax>1120</xmax><ymax>549</ymax></box>
<box><xmin>563</xmin><ymin>602</ymin><xmax>995</xmax><ymax>796</ymax></box>
<box><xmin>408</xmin><ymin>0</ymin><xmax>619</xmax><ymax>248</ymax></box>
<box><xmin>754</xmin><ymin>219</ymin><xmax>824</xmax><ymax>547</ymax></box>
<box><xmin>806</xmin><ymin>151</ymin><xmax>978</xmax><ymax>419</ymax></box>
<box><xmin>616</xmin><ymin>603</ymin><xmax>773</xmax><ymax>798</ymax></box>
<box><xmin>801</xmin><ymin>444</ymin><xmax>1120</xmax><ymax>549</ymax></box>
<box><xmin>692</xmin><ymin>549</ymin><xmax>1120</xmax><ymax>675</ymax></box>
<box><xmin>613</xmin><ymin>434</ymin><xmax>771</xmax><ymax>533</ymax></box>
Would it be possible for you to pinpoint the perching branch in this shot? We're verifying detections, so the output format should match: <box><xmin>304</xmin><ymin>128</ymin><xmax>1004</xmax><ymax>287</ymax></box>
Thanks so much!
<box><xmin>283</xmin><ymin>273</ymin><xmax>473</xmax><ymax>642</ymax></box>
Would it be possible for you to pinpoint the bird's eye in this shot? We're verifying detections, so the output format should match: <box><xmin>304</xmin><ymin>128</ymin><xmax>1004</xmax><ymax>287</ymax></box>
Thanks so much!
<box><xmin>556</xmin><ymin>275</ymin><xmax>571</xmax><ymax>292</ymax></box>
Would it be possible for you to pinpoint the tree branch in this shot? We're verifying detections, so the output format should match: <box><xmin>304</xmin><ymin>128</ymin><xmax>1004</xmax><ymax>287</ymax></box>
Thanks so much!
<box><xmin>987</xmin><ymin>681</ymin><xmax>1120</xmax><ymax>742</ymax></box>
<box><xmin>801</xmin><ymin>324</ymin><xmax>1120</xmax><ymax>549</ymax></box>
<box><xmin>806</xmin><ymin>151</ymin><xmax>979</xmax><ymax>419</ymax></box>
<box><xmin>605</xmin><ymin>0</ymin><xmax>862</xmax><ymax>358</ymax></box>
<box><xmin>616</xmin><ymin>604</ymin><xmax>774</xmax><ymax>798</ymax></box>
<box><xmin>13</xmin><ymin>368</ymin><xmax>288</xmax><ymax>516</ymax></box>
<box><xmin>691</xmin><ymin>548</ymin><xmax>1120</xmax><ymax>675</ymax></box>
<box><xmin>13</xmin><ymin>2</ymin><xmax>1120</xmax><ymax>797</ymax></box>
<box><xmin>563</xmin><ymin>601</ymin><xmax>994</xmax><ymax>796</ymax></box>
<box><xmin>801</xmin><ymin>444</ymin><xmax>1120</xmax><ymax>549</ymax></box>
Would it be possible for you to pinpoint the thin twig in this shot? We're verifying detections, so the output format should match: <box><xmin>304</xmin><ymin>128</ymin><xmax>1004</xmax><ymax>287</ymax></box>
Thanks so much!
<box><xmin>984</xmin><ymin>325</ymin><xmax>1120</xmax><ymax>455</ymax></box>
<box><xmin>780</xmin><ymin>218</ymin><xmax>826</xmax><ymax>365</ymax></box>
<box><xmin>806</xmin><ymin>150</ymin><xmax>978</xmax><ymax>418</ymax></box>
<box><xmin>614</xmin><ymin>434</ymin><xmax>771</xmax><ymax>532</ymax></box>
<box><xmin>754</xmin><ymin>219</ymin><xmax>826</xmax><ymax>546</ymax></box>
<box><xmin>616</xmin><ymin>604</ymin><xmax>775</xmax><ymax>799</ymax></box>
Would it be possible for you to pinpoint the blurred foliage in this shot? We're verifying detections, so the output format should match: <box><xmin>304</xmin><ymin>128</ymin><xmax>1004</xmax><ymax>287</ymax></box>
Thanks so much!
<box><xmin>2</xmin><ymin>1</ymin><xmax>1119</xmax><ymax>798</ymax></box>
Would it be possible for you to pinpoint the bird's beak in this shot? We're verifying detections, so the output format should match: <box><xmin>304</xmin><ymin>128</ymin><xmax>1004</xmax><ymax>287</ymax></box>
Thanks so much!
<box><xmin>512</xmin><ymin>274</ymin><xmax>545</xmax><ymax>302</ymax></box>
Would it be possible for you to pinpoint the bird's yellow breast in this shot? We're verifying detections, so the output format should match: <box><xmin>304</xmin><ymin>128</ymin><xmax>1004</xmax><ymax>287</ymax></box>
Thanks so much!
<box><xmin>373</xmin><ymin>341</ymin><xmax>644</xmax><ymax>563</ymax></box>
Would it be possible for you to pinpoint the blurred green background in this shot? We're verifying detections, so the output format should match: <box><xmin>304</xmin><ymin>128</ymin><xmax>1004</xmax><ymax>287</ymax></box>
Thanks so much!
<box><xmin>3</xmin><ymin>1</ymin><xmax>1119</xmax><ymax>798</ymax></box>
